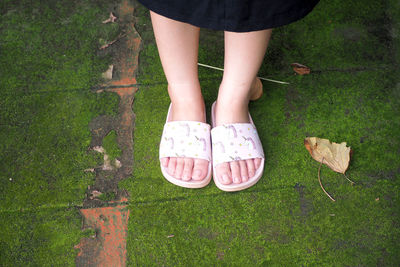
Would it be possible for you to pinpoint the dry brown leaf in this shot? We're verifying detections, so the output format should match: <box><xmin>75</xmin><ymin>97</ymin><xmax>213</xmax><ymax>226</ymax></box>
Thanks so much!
<box><xmin>89</xmin><ymin>190</ymin><xmax>102</xmax><ymax>199</ymax></box>
<box><xmin>291</xmin><ymin>63</ymin><xmax>311</xmax><ymax>75</ymax></box>
<box><xmin>304</xmin><ymin>137</ymin><xmax>351</xmax><ymax>174</ymax></box>
<box><xmin>102</xmin><ymin>64</ymin><xmax>114</xmax><ymax>80</ymax></box>
<box><xmin>305</xmin><ymin>137</ymin><xmax>354</xmax><ymax>201</ymax></box>
<box><xmin>102</xmin><ymin>12</ymin><xmax>117</xmax><ymax>24</ymax></box>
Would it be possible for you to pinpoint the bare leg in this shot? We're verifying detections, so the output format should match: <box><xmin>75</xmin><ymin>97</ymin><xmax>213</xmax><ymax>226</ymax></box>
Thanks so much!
<box><xmin>151</xmin><ymin>11</ymin><xmax>208</xmax><ymax>181</ymax></box>
<box><xmin>215</xmin><ymin>29</ymin><xmax>272</xmax><ymax>185</ymax></box>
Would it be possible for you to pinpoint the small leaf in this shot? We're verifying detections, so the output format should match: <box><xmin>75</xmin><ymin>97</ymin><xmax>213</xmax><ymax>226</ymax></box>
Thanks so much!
<box><xmin>102</xmin><ymin>64</ymin><xmax>114</xmax><ymax>80</ymax></box>
<box><xmin>102</xmin><ymin>12</ymin><xmax>117</xmax><ymax>24</ymax></box>
<box><xmin>304</xmin><ymin>137</ymin><xmax>351</xmax><ymax>174</ymax></box>
<box><xmin>305</xmin><ymin>137</ymin><xmax>354</xmax><ymax>201</ymax></box>
<box><xmin>291</xmin><ymin>63</ymin><xmax>311</xmax><ymax>75</ymax></box>
<box><xmin>89</xmin><ymin>190</ymin><xmax>102</xmax><ymax>199</ymax></box>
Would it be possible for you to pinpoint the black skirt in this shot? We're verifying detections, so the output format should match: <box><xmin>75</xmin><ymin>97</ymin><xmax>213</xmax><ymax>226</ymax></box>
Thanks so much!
<box><xmin>138</xmin><ymin>0</ymin><xmax>319</xmax><ymax>32</ymax></box>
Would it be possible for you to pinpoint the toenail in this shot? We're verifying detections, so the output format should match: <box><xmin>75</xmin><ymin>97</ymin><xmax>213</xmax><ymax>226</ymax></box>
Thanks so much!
<box><xmin>193</xmin><ymin>170</ymin><xmax>201</xmax><ymax>179</ymax></box>
<box><xmin>222</xmin><ymin>174</ymin><xmax>230</xmax><ymax>184</ymax></box>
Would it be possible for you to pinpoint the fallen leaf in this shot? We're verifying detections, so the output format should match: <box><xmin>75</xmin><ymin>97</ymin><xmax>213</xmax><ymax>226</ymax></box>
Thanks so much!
<box><xmin>114</xmin><ymin>158</ymin><xmax>122</xmax><ymax>168</ymax></box>
<box><xmin>304</xmin><ymin>137</ymin><xmax>351</xmax><ymax>174</ymax></box>
<box><xmin>92</xmin><ymin>146</ymin><xmax>113</xmax><ymax>170</ymax></box>
<box><xmin>304</xmin><ymin>137</ymin><xmax>354</xmax><ymax>201</ymax></box>
<box><xmin>89</xmin><ymin>190</ymin><xmax>102</xmax><ymax>199</ymax></box>
<box><xmin>102</xmin><ymin>64</ymin><xmax>114</xmax><ymax>80</ymax></box>
<box><xmin>291</xmin><ymin>63</ymin><xmax>311</xmax><ymax>75</ymax></box>
<box><xmin>102</xmin><ymin>12</ymin><xmax>117</xmax><ymax>24</ymax></box>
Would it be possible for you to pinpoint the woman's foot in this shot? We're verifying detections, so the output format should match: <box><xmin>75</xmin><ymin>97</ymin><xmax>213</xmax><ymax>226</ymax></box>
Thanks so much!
<box><xmin>160</xmin><ymin>95</ymin><xmax>210</xmax><ymax>182</ymax></box>
<box><xmin>214</xmin><ymin>79</ymin><xmax>263</xmax><ymax>185</ymax></box>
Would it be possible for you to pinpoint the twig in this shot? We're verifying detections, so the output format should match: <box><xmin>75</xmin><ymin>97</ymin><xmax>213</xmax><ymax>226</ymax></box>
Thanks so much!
<box><xmin>197</xmin><ymin>63</ymin><xmax>290</xmax><ymax>85</ymax></box>
<box><xmin>318</xmin><ymin>158</ymin><xmax>336</xmax><ymax>202</ymax></box>
<box><xmin>99</xmin><ymin>33</ymin><xmax>127</xmax><ymax>50</ymax></box>
<box><xmin>343</xmin><ymin>173</ymin><xmax>355</xmax><ymax>185</ymax></box>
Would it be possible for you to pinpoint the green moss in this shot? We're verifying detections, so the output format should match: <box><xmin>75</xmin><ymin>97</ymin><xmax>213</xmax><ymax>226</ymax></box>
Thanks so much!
<box><xmin>0</xmin><ymin>207</ymin><xmax>85</xmax><ymax>266</ymax></box>
<box><xmin>0</xmin><ymin>0</ymin><xmax>399</xmax><ymax>265</ymax></box>
<box><xmin>81</xmin><ymin>228</ymin><xmax>96</xmax><ymax>238</ymax></box>
<box><xmin>97</xmin><ymin>191</ymin><xmax>117</xmax><ymax>202</ymax></box>
<box><xmin>123</xmin><ymin>0</ymin><xmax>400</xmax><ymax>265</ymax></box>
<box><xmin>0</xmin><ymin>0</ymin><xmax>120</xmax><ymax>210</ymax></box>
<box><xmin>0</xmin><ymin>0</ymin><xmax>121</xmax><ymax>265</ymax></box>
<box><xmin>103</xmin><ymin>130</ymin><xmax>122</xmax><ymax>164</ymax></box>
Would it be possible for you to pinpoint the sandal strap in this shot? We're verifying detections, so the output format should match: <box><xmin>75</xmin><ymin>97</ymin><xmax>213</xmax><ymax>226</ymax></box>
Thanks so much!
<box><xmin>211</xmin><ymin>123</ymin><xmax>264</xmax><ymax>166</ymax></box>
<box><xmin>159</xmin><ymin>121</ymin><xmax>211</xmax><ymax>161</ymax></box>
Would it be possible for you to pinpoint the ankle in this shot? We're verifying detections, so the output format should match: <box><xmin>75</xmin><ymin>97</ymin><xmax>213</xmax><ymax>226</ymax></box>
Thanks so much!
<box><xmin>218</xmin><ymin>77</ymin><xmax>261</xmax><ymax>103</ymax></box>
<box><xmin>215</xmin><ymin>99</ymin><xmax>249</xmax><ymax>125</ymax></box>
<box><xmin>216</xmin><ymin>96</ymin><xmax>249</xmax><ymax>108</ymax></box>
<box><xmin>168</xmin><ymin>82</ymin><xmax>202</xmax><ymax>100</ymax></box>
<box><xmin>170</xmin><ymin>98</ymin><xmax>205</xmax><ymax>122</ymax></box>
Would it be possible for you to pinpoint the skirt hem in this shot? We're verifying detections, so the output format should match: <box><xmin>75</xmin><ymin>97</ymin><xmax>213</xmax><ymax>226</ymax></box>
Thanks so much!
<box><xmin>138</xmin><ymin>0</ymin><xmax>319</xmax><ymax>32</ymax></box>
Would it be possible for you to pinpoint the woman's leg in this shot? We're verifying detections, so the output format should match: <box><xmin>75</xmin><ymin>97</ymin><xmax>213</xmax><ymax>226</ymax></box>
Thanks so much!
<box><xmin>215</xmin><ymin>29</ymin><xmax>272</xmax><ymax>185</ymax></box>
<box><xmin>151</xmin><ymin>11</ymin><xmax>208</xmax><ymax>181</ymax></box>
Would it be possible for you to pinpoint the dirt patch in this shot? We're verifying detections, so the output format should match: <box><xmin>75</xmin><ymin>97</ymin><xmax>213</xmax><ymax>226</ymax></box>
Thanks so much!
<box><xmin>84</xmin><ymin>0</ymin><xmax>142</xmax><ymax>207</ymax></box>
<box><xmin>198</xmin><ymin>227</ymin><xmax>218</xmax><ymax>240</ymax></box>
<box><xmin>333</xmin><ymin>26</ymin><xmax>365</xmax><ymax>42</ymax></box>
<box><xmin>294</xmin><ymin>183</ymin><xmax>313</xmax><ymax>218</ymax></box>
<box><xmin>285</xmin><ymin>86</ymin><xmax>307</xmax><ymax>125</ymax></box>
<box><xmin>363</xmin><ymin>168</ymin><xmax>400</xmax><ymax>187</ymax></box>
<box><xmin>75</xmin><ymin>0</ymin><xmax>141</xmax><ymax>265</ymax></box>
<box><xmin>75</xmin><ymin>205</ymin><xmax>130</xmax><ymax>267</ymax></box>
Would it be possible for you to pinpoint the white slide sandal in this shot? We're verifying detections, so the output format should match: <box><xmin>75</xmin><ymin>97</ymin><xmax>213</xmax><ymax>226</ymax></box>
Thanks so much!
<box><xmin>211</xmin><ymin>102</ymin><xmax>265</xmax><ymax>191</ymax></box>
<box><xmin>159</xmin><ymin>104</ymin><xmax>212</xmax><ymax>188</ymax></box>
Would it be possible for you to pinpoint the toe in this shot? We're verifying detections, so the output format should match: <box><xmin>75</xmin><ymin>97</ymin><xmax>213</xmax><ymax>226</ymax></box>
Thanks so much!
<box><xmin>160</xmin><ymin>157</ymin><xmax>169</xmax><ymax>168</ymax></box>
<box><xmin>216</xmin><ymin>162</ymin><xmax>232</xmax><ymax>185</ymax></box>
<box><xmin>192</xmin><ymin>158</ymin><xmax>209</xmax><ymax>181</ymax></box>
<box><xmin>254</xmin><ymin>158</ymin><xmax>262</xmax><ymax>170</ymax></box>
<box><xmin>230</xmin><ymin>161</ymin><xmax>241</xmax><ymax>184</ymax></box>
<box><xmin>246</xmin><ymin>159</ymin><xmax>255</xmax><ymax>178</ymax></box>
<box><xmin>239</xmin><ymin>160</ymin><xmax>249</xmax><ymax>182</ymax></box>
<box><xmin>174</xmin><ymin>158</ymin><xmax>185</xmax><ymax>179</ymax></box>
<box><xmin>182</xmin><ymin>158</ymin><xmax>194</xmax><ymax>181</ymax></box>
<box><xmin>167</xmin><ymin>157</ymin><xmax>177</xmax><ymax>177</ymax></box>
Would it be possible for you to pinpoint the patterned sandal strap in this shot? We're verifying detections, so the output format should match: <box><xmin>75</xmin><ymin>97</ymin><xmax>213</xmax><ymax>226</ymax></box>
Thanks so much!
<box><xmin>160</xmin><ymin>121</ymin><xmax>211</xmax><ymax>161</ymax></box>
<box><xmin>211</xmin><ymin>123</ymin><xmax>264</xmax><ymax>166</ymax></box>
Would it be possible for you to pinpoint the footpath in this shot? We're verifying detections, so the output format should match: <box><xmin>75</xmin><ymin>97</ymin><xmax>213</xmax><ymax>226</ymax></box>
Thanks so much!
<box><xmin>0</xmin><ymin>0</ymin><xmax>399</xmax><ymax>266</ymax></box>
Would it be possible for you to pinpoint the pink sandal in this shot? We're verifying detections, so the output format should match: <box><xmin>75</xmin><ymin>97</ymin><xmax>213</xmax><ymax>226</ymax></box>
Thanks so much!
<box><xmin>211</xmin><ymin>102</ymin><xmax>265</xmax><ymax>191</ymax></box>
<box><xmin>159</xmin><ymin>104</ymin><xmax>212</xmax><ymax>188</ymax></box>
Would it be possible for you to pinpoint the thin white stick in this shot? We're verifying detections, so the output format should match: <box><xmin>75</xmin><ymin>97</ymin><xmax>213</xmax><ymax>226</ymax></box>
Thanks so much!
<box><xmin>198</xmin><ymin>62</ymin><xmax>290</xmax><ymax>85</ymax></box>
<box><xmin>319</xmin><ymin>158</ymin><xmax>336</xmax><ymax>202</ymax></box>
<box><xmin>198</xmin><ymin>63</ymin><xmax>224</xmax><ymax>72</ymax></box>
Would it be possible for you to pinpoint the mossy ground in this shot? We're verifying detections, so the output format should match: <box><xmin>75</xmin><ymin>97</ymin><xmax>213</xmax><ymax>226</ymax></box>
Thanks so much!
<box><xmin>0</xmin><ymin>0</ymin><xmax>119</xmax><ymax>265</ymax></box>
<box><xmin>122</xmin><ymin>0</ymin><xmax>400</xmax><ymax>265</ymax></box>
<box><xmin>0</xmin><ymin>0</ymin><xmax>399</xmax><ymax>266</ymax></box>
